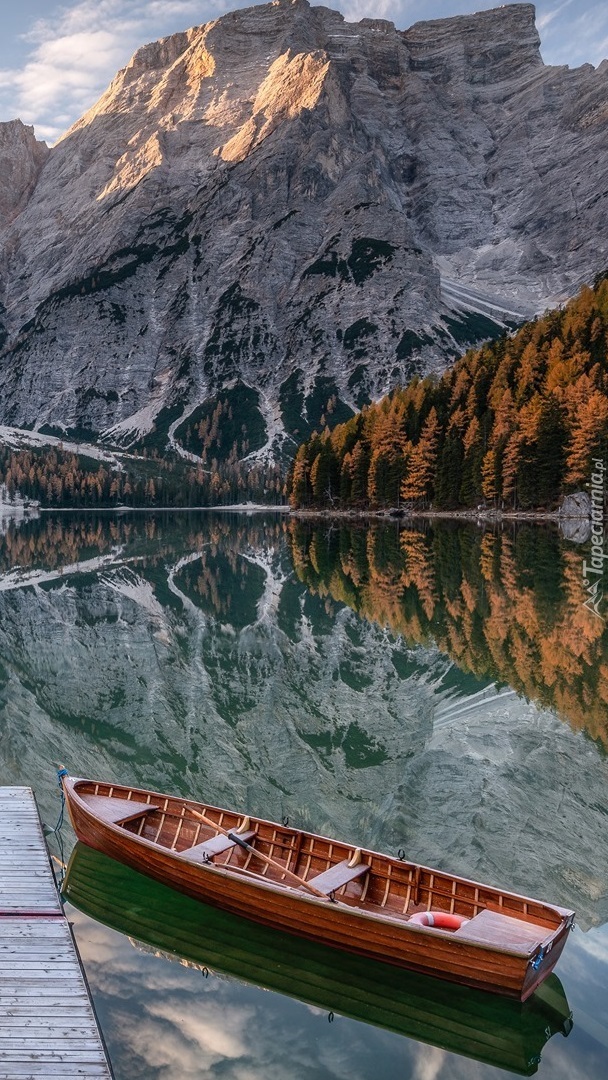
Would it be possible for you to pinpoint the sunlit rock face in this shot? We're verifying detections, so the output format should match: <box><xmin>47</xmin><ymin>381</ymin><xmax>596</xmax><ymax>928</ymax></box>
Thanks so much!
<box><xmin>0</xmin><ymin>122</ymin><xmax>49</xmax><ymax>230</ymax></box>
<box><xmin>0</xmin><ymin>1</ymin><xmax>607</xmax><ymax>448</ymax></box>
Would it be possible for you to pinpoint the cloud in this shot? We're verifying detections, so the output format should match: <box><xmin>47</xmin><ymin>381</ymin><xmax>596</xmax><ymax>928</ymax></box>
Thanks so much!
<box><xmin>412</xmin><ymin>1045</ymin><xmax>447</xmax><ymax>1080</ymax></box>
<box><xmin>0</xmin><ymin>0</ymin><xmax>241</xmax><ymax>144</ymax></box>
<box><xmin>535</xmin><ymin>0</ymin><xmax>608</xmax><ymax>67</ymax></box>
<box><xmin>338</xmin><ymin>0</ymin><xmax>403</xmax><ymax>19</ymax></box>
<box><xmin>1</xmin><ymin>0</ymin><xmax>608</xmax><ymax>144</ymax></box>
<box><xmin>536</xmin><ymin>0</ymin><xmax>577</xmax><ymax>33</ymax></box>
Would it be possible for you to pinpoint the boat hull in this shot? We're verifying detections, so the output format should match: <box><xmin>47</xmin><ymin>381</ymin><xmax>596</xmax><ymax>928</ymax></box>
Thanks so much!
<box><xmin>64</xmin><ymin>843</ymin><xmax>574</xmax><ymax>1077</ymax></box>
<box><xmin>63</xmin><ymin>778</ymin><xmax>573</xmax><ymax>1001</ymax></box>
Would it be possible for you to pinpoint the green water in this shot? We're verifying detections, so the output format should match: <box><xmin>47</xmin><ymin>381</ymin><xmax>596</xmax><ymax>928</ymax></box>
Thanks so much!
<box><xmin>0</xmin><ymin>510</ymin><xmax>606</xmax><ymax>1079</ymax></box>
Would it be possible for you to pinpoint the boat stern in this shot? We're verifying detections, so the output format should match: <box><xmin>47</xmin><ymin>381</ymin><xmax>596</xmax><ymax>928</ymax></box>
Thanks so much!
<box><xmin>521</xmin><ymin>912</ymin><xmax>575</xmax><ymax>1001</ymax></box>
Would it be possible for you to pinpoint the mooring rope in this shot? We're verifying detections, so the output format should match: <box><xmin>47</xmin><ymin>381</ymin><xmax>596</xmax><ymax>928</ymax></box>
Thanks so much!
<box><xmin>44</xmin><ymin>766</ymin><xmax>68</xmax><ymax>835</ymax></box>
<box><xmin>40</xmin><ymin>767</ymin><xmax>69</xmax><ymax>890</ymax></box>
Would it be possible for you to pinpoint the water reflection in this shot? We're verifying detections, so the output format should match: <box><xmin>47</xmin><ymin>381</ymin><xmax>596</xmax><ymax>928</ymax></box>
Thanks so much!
<box><xmin>64</xmin><ymin>843</ymin><xmax>573</xmax><ymax>1077</ymax></box>
<box><xmin>0</xmin><ymin>513</ymin><xmax>448</xmax><ymax>852</ymax></box>
<box><xmin>287</xmin><ymin>521</ymin><xmax>608</xmax><ymax>748</ymax></box>
<box><xmin>0</xmin><ymin>511</ymin><xmax>606</xmax><ymax>1079</ymax></box>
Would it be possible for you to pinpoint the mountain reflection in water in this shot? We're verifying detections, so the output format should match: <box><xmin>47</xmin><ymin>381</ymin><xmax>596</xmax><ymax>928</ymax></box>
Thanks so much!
<box><xmin>0</xmin><ymin>510</ymin><xmax>606</xmax><ymax>1079</ymax></box>
<box><xmin>0</xmin><ymin>511</ymin><xmax>606</xmax><ymax>937</ymax></box>
<box><xmin>287</xmin><ymin>519</ymin><xmax>608</xmax><ymax>749</ymax></box>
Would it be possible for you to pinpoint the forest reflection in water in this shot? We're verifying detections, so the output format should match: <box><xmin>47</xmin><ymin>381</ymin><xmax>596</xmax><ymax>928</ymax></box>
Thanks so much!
<box><xmin>4</xmin><ymin>511</ymin><xmax>605</xmax><ymax>752</ymax></box>
<box><xmin>287</xmin><ymin>518</ymin><xmax>608</xmax><ymax>749</ymax></box>
<box><xmin>0</xmin><ymin>509</ymin><xmax>607</xmax><ymax>1079</ymax></box>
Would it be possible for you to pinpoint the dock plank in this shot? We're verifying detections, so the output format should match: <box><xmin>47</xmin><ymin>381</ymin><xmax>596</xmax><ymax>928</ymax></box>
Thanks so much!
<box><xmin>0</xmin><ymin>788</ymin><xmax>112</xmax><ymax>1079</ymax></box>
<box><xmin>0</xmin><ymin>1068</ymin><xmax>111</xmax><ymax>1077</ymax></box>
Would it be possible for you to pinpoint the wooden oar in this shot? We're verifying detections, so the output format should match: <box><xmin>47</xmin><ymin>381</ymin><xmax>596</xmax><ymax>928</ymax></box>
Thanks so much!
<box><xmin>187</xmin><ymin>807</ymin><xmax>331</xmax><ymax>900</ymax></box>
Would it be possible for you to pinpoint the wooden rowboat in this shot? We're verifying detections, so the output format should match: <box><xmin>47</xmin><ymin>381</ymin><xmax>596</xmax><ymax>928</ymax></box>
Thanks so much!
<box><xmin>64</xmin><ymin>843</ymin><xmax>573</xmax><ymax>1076</ymax></box>
<box><xmin>61</xmin><ymin>776</ymin><xmax>575</xmax><ymax>1001</ymax></box>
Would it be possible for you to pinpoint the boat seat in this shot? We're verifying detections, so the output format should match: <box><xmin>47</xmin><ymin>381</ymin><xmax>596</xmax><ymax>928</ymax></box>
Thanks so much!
<box><xmin>308</xmin><ymin>859</ymin><xmax>370</xmax><ymax>894</ymax></box>
<box><xmin>453</xmin><ymin>909</ymin><xmax>548</xmax><ymax>953</ymax></box>
<box><xmin>81</xmin><ymin>795</ymin><xmax>159</xmax><ymax>826</ymax></box>
<box><xmin>180</xmin><ymin>830</ymin><xmax>256</xmax><ymax>863</ymax></box>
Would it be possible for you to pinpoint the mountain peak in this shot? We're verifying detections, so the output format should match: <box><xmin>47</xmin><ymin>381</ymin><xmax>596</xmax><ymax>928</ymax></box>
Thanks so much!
<box><xmin>0</xmin><ymin>121</ymin><xmax>49</xmax><ymax>228</ymax></box>
<box><xmin>404</xmin><ymin>3</ymin><xmax>542</xmax><ymax>82</ymax></box>
<box><xmin>0</xmin><ymin>2</ymin><xmax>607</xmax><ymax>455</ymax></box>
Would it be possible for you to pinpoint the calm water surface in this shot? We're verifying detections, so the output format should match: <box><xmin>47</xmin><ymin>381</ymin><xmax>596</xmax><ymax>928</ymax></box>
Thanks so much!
<box><xmin>0</xmin><ymin>510</ymin><xmax>606</xmax><ymax>1079</ymax></box>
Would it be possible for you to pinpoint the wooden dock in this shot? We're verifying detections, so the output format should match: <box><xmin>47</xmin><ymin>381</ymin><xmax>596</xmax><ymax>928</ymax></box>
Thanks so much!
<box><xmin>0</xmin><ymin>787</ymin><xmax>113</xmax><ymax>1078</ymax></box>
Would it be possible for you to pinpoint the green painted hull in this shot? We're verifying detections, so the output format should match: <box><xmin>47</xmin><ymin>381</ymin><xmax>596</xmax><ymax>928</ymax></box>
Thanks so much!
<box><xmin>63</xmin><ymin>843</ymin><xmax>572</xmax><ymax>1076</ymax></box>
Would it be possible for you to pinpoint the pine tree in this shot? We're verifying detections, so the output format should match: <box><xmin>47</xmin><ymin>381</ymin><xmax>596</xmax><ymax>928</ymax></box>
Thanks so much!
<box><xmin>481</xmin><ymin>446</ymin><xmax>499</xmax><ymax>504</ymax></box>
<box><xmin>339</xmin><ymin>453</ymin><xmax>353</xmax><ymax>503</ymax></box>
<box><xmin>401</xmin><ymin>408</ymin><xmax>440</xmax><ymax>504</ymax></box>
<box><xmin>289</xmin><ymin>445</ymin><xmax>310</xmax><ymax>508</ymax></box>
<box><xmin>350</xmin><ymin>442</ymin><xmax>370</xmax><ymax>504</ymax></box>
<box><xmin>310</xmin><ymin>438</ymin><xmax>338</xmax><ymax>504</ymax></box>
<box><xmin>565</xmin><ymin>390</ymin><xmax>608</xmax><ymax>486</ymax></box>
<box><xmin>435</xmin><ymin>433</ymin><xmax>464</xmax><ymax>508</ymax></box>
<box><xmin>460</xmin><ymin>416</ymin><xmax>483</xmax><ymax>506</ymax></box>
<box><xmin>284</xmin><ymin>275</ymin><xmax>608</xmax><ymax>512</ymax></box>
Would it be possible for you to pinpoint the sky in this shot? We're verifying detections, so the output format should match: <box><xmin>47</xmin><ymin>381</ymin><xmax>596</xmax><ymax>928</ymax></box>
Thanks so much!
<box><xmin>0</xmin><ymin>0</ymin><xmax>607</xmax><ymax>144</ymax></box>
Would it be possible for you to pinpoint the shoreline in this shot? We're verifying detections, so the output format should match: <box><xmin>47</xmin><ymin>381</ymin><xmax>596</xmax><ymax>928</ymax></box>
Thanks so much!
<box><xmin>0</xmin><ymin>502</ymin><xmax>592</xmax><ymax>526</ymax></box>
<box><xmin>34</xmin><ymin>503</ymin><xmax>291</xmax><ymax>514</ymax></box>
<box><xmin>290</xmin><ymin>506</ymin><xmax>588</xmax><ymax>524</ymax></box>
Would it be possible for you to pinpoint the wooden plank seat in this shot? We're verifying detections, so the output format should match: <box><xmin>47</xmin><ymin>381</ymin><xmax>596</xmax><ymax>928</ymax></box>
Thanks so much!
<box><xmin>453</xmin><ymin>909</ymin><xmax>548</xmax><ymax>953</ymax></box>
<box><xmin>180</xmin><ymin>830</ymin><xmax>256</xmax><ymax>863</ymax></box>
<box><xmin>81</xmin><ymin>795</ymin><xmax>158</xmax><ymax>825</ymax></box>
<box><xmin>307</xmin><ymin>859</ymin><xmax>370</xmax><ymax>894</ymax></box>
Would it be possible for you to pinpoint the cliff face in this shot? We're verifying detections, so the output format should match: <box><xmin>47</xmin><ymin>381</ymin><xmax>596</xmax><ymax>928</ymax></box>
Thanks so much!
<box><xmin>0</xmin><ymin>121</ymin><xmax>49</xmax><ymax>231</ymax></box>
<box><xmin>0</xmin><ymin>1</ymin><xmax>607</xmax><ymax>454</ymax></box>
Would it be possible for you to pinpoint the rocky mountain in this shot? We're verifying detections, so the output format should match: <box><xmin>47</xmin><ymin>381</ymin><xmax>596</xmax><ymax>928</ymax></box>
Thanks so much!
<box><xmin>0</xmin><ymin>121</ymin><xmax>49</xmax><ymax>232</ymax></box>
<box><xmin>0</xmin><ymin>0</ymin><xmax>607</xmax><ymax>459</ymax></box>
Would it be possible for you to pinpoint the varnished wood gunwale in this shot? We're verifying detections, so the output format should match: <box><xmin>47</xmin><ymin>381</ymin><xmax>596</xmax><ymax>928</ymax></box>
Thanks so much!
<box><xmin>65</xmin><ymin>843</ymin><xmax>575</xmax><ymax>1077</ymax></box>
<box><xmin>62</xmin><ymin>778</ymin><xmax>574</xmax><ymax>1001</ymax></box>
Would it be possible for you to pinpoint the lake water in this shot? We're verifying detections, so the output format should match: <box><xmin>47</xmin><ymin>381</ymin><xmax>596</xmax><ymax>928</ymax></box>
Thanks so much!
<box><xmin>0</xmin><ymin>510</ymin><xmax>606</xmax><ymax>1079</ymax></box>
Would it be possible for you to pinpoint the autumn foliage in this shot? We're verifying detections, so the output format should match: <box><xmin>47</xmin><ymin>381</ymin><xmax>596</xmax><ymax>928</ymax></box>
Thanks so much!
<box><xmin>288</xmin><ymin>277</ymin><xmax>608</xmax><ymax>510</ymax></box>
<box><xmin>0</xmin><ymin>445</ymin><xmax>284</xmax><ymax>509</ymax></box>
<box><xmin>288</xmin><ymin>521</ymin><xmax>608</xmax><ymax>748</ymax></box>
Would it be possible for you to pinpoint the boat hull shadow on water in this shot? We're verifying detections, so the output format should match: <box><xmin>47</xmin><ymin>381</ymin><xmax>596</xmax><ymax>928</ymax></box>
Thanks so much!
<box><xmin>62</xmin><ymin>777</ymin><xmax>575</xmax><ymax>1002</ymax></box>
<box><xmin>63</xmin><ymin>843</ymin><xmax>573</xmax><ymax>1077</ymax></box>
